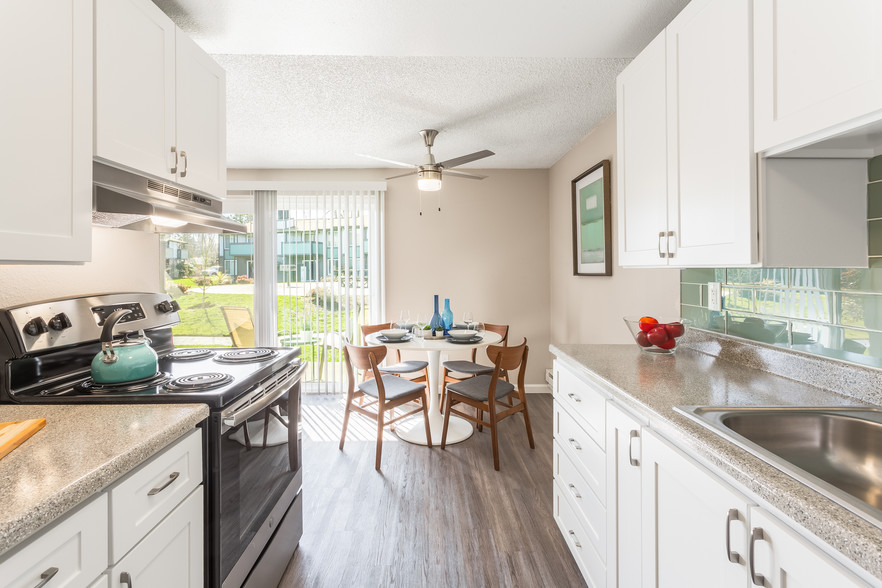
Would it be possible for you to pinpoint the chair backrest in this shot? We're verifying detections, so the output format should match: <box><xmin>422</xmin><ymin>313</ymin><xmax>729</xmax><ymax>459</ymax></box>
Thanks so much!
<box><xmin>343</xmin><ymin>343</ymin><xmax>389</xmax><ymax>396</ymax></box>
<box><xmin>486</xmin><ymin>338</ymin><xmax>528</xmax><ymax>388</ymax></box>
<box><xmin>360</xmin><ymin>322</ymin><xmax>401</xmax><ymax>363</ymax></box>
<box><xmin>221</xmin><ymin>306</ymin><xmax>255</xmax><ymax>347</ymax></box>
<box><xmin>473</xmin><ymin>323</ymin><xmax>509</xmax><ymax>361</ymax></box>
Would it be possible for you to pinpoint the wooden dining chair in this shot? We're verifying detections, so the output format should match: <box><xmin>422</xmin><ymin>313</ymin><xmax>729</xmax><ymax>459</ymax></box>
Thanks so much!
<box><xmin>440</xmin><ymin>323</ymin><xmax>509</xmax><ymax>410</ymax></box>
<box><xmin>441</xmin><ymin>338</ymin><xmax>533</xmax><ymax>471</ymax></box>
<box><xmin>361</xmin><ymin>323</ymin><xmax>429</xmax><ymax>383</ymax></box>
<box><xmin>340</xmin><ymin>343</ymin><xmax>432</xmax><ymax>470</ymax></box>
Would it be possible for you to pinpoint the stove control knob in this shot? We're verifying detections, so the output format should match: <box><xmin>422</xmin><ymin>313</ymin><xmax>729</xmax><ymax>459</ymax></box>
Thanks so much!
<box><xmin>48</xmin><ymin>312</ymin><xmax>73</xmax><ymax>331</ymax></box>
<box><xmin>155</xmin><ymin>300</ymin><xmax>181</xmax><ymax>314</ymax></box>
<box><xmin>23</xmin><ymin>317</ymin><xmax>49</xmax><ymax>337</ymax></box>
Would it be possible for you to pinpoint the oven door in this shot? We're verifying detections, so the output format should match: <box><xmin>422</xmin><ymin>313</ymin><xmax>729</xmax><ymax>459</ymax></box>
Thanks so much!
<box><xmin>210</xmin><ymin>362</ymin><xmax>305</xmax><ymax>588</ymax></box>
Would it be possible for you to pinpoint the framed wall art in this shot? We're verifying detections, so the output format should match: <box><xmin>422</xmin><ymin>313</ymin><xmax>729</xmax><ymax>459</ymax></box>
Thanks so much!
<box><xmin>572</xmin><ymin>159</ymin><xmax>612</xmax><ymax>276</ymax></box>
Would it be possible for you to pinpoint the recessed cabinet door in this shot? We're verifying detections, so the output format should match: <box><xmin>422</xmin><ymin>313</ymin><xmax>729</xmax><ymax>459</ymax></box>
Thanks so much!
<box><xmin>665</xmin><ymin>0</ymin><xmax>757</xmax><ymax>267</ymax></box>
<box><xmin>95</xmin><ymin>0</ymin><xmax>176</xmax><ymax>182</ymax></box>
<box><xmin>754</xmin><ymin>0</ymin><xmax>882</xmax><ymax>153</ymax></box>
<box><xmin>175</xmin><ymin>29</ymin><xmax>227</xmax><ymax>198</ymax></box>
<box><xmin>616</xmin><ymin>30</ymin><xmax>669</xmax><ymax>267</ymax></box>
<box><xmin>0</xmin><ymin>0</ymin><xmax>92</xmax><ymax>262</ymax></box>
<box><xmin>606</xmin><ymin>402</ymin><xmax>643</xmax><ymax>588</ymax></box>
<box><xmin>641</xmin><ymin>430</ymin><xmax>752</xmax><ymax>588</ymax></box>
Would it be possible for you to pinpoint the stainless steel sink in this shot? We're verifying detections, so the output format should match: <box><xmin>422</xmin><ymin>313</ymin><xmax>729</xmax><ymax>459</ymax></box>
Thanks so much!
<box><xmin>675</xmin><ymin>406</ymin><xmax>882</xmax><ymax>524</ymax></box>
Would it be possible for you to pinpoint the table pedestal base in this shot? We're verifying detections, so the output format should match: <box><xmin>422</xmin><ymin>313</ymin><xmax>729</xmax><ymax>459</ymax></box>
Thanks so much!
<box><xmin>394</xmin><ymin>412</ymin><xmax>474</xmax><ymax>445</ymax></box>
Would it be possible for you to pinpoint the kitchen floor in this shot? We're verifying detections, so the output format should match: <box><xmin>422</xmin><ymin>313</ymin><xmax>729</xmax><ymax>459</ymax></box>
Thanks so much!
<box><xmin>278</xmin><ymin>393</ymin><xmax>586</xmax><ymax>588</ymax></box>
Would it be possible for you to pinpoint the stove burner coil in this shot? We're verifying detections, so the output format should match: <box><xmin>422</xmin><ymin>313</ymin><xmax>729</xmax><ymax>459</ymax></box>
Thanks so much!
<box><xmin>165</xmin><ymin>372</ymin><xmax>234</xmax><ymax>392</ymax></box>
<box><xmin>79</xmin><ymin>372</ymin><xmax>172</xmax><ymax>394</ymax></box>
<box><xmin>213</xmin><ymin>348</ymin><xmax>278</xmax><ymax>364</ymax></box>
<box><xmin>166</xmin><ymin>348</ymin><xmax>216</xmax><ymax>361</ymax></box>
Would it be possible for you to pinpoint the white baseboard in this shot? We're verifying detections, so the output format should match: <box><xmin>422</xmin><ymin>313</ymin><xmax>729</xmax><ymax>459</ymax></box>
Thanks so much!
<box><xmin>526</xmin><ymin>383</ymin><xmax>551</xmax><ymax>394</ymax></box>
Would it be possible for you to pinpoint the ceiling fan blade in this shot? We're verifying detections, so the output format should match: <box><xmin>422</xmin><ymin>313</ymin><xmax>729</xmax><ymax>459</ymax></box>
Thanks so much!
<box><xmin>356</xmin><ymin>153</ymin><xmax>417</xmax><ymax>168</ymax></box>
<box><xmin>443</xmin><ymin>169</ymin><xmax>487</xmax><ymax>180</ymax></box>
<box><xmin>385</xmin><ymin>170</ymin><xmax>419</xmax><ymax>180</ymax></box>
<box><xmin>436</xmin><ymin>149</ymin><xmax>495</xmax><ymax>169</ymax></box>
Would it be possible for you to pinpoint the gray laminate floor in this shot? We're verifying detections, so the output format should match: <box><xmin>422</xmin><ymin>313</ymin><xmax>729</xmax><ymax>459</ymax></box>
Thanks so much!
<box><xmin>277</xmin><ymin>393</ymin><xmax>586</xmax><ymax>588</ymax></box>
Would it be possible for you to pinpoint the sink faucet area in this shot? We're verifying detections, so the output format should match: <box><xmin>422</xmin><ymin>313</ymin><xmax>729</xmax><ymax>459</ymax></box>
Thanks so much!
<box><xmin>676</xmin><ymin>406</ymin><xmax>882</xmax><ymax>527</ymax></box>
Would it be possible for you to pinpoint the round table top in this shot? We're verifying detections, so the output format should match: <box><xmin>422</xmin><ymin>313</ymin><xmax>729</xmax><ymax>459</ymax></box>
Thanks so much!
<box><xmin>365</xmin><ymin>329</ymin><xmax>502</xmax><ymax>350</ymax></box>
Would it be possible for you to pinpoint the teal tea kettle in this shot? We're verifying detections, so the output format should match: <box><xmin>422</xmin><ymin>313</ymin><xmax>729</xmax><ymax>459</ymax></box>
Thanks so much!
<box><xmin>90</xmin><ymin>309</ymin><xmax>159</xmax><ymax>384</ymax></box>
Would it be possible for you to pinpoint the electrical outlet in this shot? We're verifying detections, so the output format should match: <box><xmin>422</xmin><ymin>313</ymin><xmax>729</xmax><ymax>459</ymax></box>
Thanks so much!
<box><xmin>708</xmin><ymin>282</ymin><xmax>722</xmax><ymax>312</ymax></box>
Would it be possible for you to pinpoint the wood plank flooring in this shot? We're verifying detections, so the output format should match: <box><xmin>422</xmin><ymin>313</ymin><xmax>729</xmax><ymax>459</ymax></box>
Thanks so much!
<box><xmin>277</xmin><ymin>393</ymin><xmax>587</xmax><ymax>588</ymax></box>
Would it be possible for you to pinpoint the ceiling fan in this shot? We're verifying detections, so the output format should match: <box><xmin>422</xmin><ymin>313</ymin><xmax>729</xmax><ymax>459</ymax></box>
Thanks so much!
<box><xmin>357</xmin><ymin>129</ymin><xmax>495</xmax><ymax>191</ymax></box>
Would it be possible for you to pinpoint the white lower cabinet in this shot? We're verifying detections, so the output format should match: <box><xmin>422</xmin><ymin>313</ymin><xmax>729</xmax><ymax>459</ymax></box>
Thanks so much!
<box><xmin>605</xmin><ymin>402</ymin><xmax>643</xmax><ymax>588</ymax></box>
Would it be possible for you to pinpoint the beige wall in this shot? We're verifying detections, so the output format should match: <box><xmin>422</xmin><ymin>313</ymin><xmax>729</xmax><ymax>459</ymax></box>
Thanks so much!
<box><xmin>0</xmin><ymin>227</ymin><xmax>162</xmax><ymax>307</ymax></box>
<box><xmin>229</xmin><ymin>167</ymin><xmax>552</xmax><ymax>385</ymax></box>
<box><xmin>548</xmin><ymin>115</ymin><xmax>680</xmax><ymax>345</ymax></box>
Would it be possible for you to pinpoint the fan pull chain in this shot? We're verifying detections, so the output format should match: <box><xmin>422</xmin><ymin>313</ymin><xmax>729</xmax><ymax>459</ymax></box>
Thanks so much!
<box><xmin>418</xmin><ymin>190</ymin><xmax>423</xmax><ymax>215</ymax></box>
<box><xmin>437</xmin><ymin>191</ymin><xmax>441</xmax><ymax>212</ymax></box>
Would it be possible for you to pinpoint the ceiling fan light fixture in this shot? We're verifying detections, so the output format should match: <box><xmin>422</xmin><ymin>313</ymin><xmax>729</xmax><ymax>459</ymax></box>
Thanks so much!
<box><xmin>417</xmin><ymin>168</ymin><xmax>442</xmax><ymax>191</ymax></box>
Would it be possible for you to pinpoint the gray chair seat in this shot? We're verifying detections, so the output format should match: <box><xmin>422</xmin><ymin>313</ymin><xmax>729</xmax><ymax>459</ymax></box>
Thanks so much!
<box><xmin>359</xmin><ymin>374</ymin><xmax>426</xmax><ymax>400</ymax></box>
<box><xmin>442</xmin><ymin>359</ymin><xmax>493</xmax><ymax>376</ymax></box>
<box><xmin>378</xmin><ymin>360</ymin><xmax>428</xmax><ymax>375</ymax></box>
<box><xmin>446</xmin><ymin>375</ymin><xmax>514</xmax><ymax>402</ymax></box>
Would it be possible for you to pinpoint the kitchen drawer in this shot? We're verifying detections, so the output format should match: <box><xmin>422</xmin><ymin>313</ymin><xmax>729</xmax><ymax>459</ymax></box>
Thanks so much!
<box><xmin>554</xmin><ymin>402</ymin><xmax>606</xmax><ymax>504</ymax></box>
<box><xmin>554</xmin><ymin>478</ymin><xmax>606</xmax><ymax>588</ymax></box>
<box><xmin>109</xmin><ymin>428</ymin><xmax>202</xmax><ymax>561</ymax></box>
<box><xmin>554</xmin><ymin>439</ymin><xmax>606</xmax><ymax>560</ymax></box>
<box><xmin>554</xmin><ymin>362</ymin><xmax>606</xmax><ymax>449</ymax></box>
<box><xmin>0</xmin><ymin>493</ymin><xmax>108</xmax><ymax>588</ymax></box>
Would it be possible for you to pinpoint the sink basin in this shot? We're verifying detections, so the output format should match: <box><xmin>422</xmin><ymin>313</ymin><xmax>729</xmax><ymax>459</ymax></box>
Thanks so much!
<box><xmin>676</xmin><ymin>406</ymin><xmax>882</xmax><ymax>524</ymax></box>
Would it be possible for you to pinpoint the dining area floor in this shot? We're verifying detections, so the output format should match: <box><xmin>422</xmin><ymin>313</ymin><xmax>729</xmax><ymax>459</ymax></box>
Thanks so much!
<box><xmin>277</xmin><ymin>393</ymin><xmax>587</xmax><ymax>587</ymax></box>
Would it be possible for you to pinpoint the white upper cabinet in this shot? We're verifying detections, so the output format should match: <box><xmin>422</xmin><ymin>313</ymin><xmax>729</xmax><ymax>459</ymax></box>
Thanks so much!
<box><xmin>95</xmin><ymin>0</ymin><xmax>227</xmax><ymax>198</ymax></box>
<box><xmin>0</xmin><ymin>0</ymin><xmax>92</xmax><ymax>263</ymax></box>
<box><xmin>754</xmin><ymin>0</ymin><xmax>882</xmax><ymax>154</ymax></box>
<box><xmin>617</xmin><ymin>0</ymin><xmax>757</xmax><ymax>268</ymax></box>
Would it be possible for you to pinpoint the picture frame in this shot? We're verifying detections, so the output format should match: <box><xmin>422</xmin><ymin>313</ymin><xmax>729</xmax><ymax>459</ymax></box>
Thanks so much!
<box><xmin>572</xmin><ymin>159</ymin><xmax>612</xmax><ymax>276</ymax></box>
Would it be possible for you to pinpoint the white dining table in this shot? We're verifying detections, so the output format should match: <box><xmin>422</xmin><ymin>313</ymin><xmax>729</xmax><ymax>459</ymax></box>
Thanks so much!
<box><xmin>365</xmin><ymin>330</ymin><xmax>503</xmax><ymax>445</ymax></box>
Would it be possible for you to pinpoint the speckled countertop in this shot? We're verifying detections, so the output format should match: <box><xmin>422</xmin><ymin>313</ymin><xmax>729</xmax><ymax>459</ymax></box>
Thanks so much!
<box><xmin>550</xmin><ymin>339</ymin><xmax>882</xmax><ymax>583</ymax></box>
<box><xmin>0</xmin><ymin>403</ymin><xmax>208</xmax><ymax>556</ymax></box>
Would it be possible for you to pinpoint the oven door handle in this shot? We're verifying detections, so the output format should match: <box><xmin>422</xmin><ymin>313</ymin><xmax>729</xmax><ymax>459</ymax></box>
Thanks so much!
<box><xmin>222</xmin><ymin>362</ymin><xmax>307</xmax><ymax>429</ymax></box>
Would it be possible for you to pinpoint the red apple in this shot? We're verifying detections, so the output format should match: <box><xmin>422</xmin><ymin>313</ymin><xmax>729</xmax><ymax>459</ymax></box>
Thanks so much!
<box><xmin>639</xmin><ymin>316</ymin><xmax>659</xmax><ymax>332</ymax></box>
<box><xmin>635</xmin><ymin>331</ymin><xmax>652</xmax><ymax>347</ymax></box>
<box><xmin>665</xmin><ymin>322</ymin><xmax>686</xmax><ymax>338</ymax></box>
<box><xmin>656</xmin><ymin>337</ymin><xmax>677</xmax><ymax>350</ymax></box>
<box><xmin>647</xmin><ymin>326</ymin><xmax>669</xmax><ymax>346</ymax></box>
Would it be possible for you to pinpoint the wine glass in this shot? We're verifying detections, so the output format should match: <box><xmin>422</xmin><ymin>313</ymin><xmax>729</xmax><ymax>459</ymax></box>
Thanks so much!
<box><xmin>399</xmin><ymin>309</ymin><xmax>411</xmax><ymax>330</ymax></box>
<box><xmin>474</xmin><ymin>321</ymin><xmax>485</xmax><ymax>339</ymax></box>
<box><xmin>412</xmin><ymin>312</ymin><xmax>428</xmax><ymax>343</ymax></box>
<box><xmin>462</xmin><ymin>311</ymin><xmax>474</xmax><ymax>330</ymax></box>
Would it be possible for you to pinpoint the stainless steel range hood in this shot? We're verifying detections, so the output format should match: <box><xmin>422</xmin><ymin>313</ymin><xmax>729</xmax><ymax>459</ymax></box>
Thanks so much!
<box><xmin>92</xmin><ymin>162</ymin><xmax>247</xmax><ymax>234</ymax></box>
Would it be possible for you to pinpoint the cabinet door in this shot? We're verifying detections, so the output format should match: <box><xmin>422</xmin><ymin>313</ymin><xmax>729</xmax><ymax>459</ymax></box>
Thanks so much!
<box><xmin>110</xmin><ymin>487</ymin><xmax>203</xmax><ymax>588</ymax></box>
<box><xmin>754</xmin><ymin>0</ymin><xmax>882</xmax><ymax>153</ymax></box>
<box><xmin>665</xmin><ymin>0</ymin><xmax>757</xmax><ymax>267</ymax></box>
<box><xmin>616</xmin><ymin>30</ymin><xmax>669</xmax><ymax>267</ymax></box>
<box><xmin>0</xmin><ymin>0</ymin><xmax>92</xmax><ymax>262</ymax></box>
<box><xmin>641</xmin><ymin>430</ymin><xmax>751</xmax><ymax>588</ymax></box>
<box><xmin>95</xmin><ymin>0</ymin><xmax>176</xmax><ymax>182</ymax></box>
<box><xmin>605</xmin><ymin>402</ymin><xmax>643</xmax><ymax>588</ymax></box>
<box><xmin>748</xmin><ymin>508</ymin><xmax>866</xmax><ymax>588</ymax></box>
<box><xmin>175</xmin><ymin>29</ymin><xmax>227</xmax><ymax>198</ymax></box>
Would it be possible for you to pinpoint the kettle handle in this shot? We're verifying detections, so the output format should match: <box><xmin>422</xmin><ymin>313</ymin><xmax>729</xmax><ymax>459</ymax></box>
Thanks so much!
<box><xmin>100</xmin><ymin>309</ymin><xmax>133</xmax><ymax>343</ymax></box>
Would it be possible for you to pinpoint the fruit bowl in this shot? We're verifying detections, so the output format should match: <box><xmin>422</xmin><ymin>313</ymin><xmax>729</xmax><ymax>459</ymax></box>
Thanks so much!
<box><xmin>623</xmin><ymin>316</ymin><xmax>690</xmax><ymax>354</ymax></box>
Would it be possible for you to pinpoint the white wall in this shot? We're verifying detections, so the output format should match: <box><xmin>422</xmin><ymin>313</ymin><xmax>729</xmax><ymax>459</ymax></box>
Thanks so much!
<box><xmin>548</xmin><ymin>115</ymin><xmax>680</xmax><ymax>344</ymax></box>
<box><xmin>0</xmin><ymin>227</ymin><xmax>162</xmax><ymax>307</ymax></box>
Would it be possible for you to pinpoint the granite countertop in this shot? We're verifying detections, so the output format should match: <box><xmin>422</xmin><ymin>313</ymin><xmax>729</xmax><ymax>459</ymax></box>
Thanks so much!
<box><xmin>0</xmin><ymin>403</ymin><xmax>208</xmax><ymax>556</ymax></box>
<box><xmin>550</xmin><ymin>340</ymin><xmax>882</xmax><ymax>583</ymax></box>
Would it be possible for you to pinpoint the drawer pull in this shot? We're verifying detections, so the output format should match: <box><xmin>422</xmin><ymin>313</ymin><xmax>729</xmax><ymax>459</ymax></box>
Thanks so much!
<box><xmin>567</xmin><ymin>437</ymin><xmax>582</xmax><ymax>451</ymax></box>
<box><xmin>147</xmin><ymin>471</ymin><xmax>180</xmax><ymax>496</ymax></box>
<box><xmin>567</xmin><ymin>392</ymin><xmax>582</xmax><ymax>403</ymax></box>
<box><xmin>34</xmin><ymin>567</ymin><xmax>58</xmax><ymax>588</ymax></box>
<box><xmin>120</xmin><ymin>571</ymin><xmax>133</xmax><ymax>587</ymax></box>
<box><xmin>628</xmin><ymin>429</ymin><xmax>640</xmax><ymax>466</ymax></box>
<box><xmin>725</xmin><ymin>508</ymin><xmax>743</xmax><ymax>564</ymax></box>
<box><xmin>567</xmin><ymin>483</ymin><xmax>582</xmax><ymax>499</ymax></box>
<box><xmin>568</xmin><ymin>530</ymin><xmax>582</xmax><ymax>548</ymax></box>
<box><xmin>749</xmin><ymin>527</ymin><xmax>768</xmax><ymax>587</ymax></box>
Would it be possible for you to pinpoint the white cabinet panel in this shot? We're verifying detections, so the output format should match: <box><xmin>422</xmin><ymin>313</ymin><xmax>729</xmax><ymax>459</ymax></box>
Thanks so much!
<box><xmin>605</xmin><ymin>402</ymin><xmax>643</xmax><ymax>588</ymax></box>
<box><xmin>0</xmin><ymin>0</ymin><xmax>92</xmax><ymax>262</ymax></box>
<box><xmin>554</xmin><ymin>362</ymin><xmax>606</xmax><ymax>449</ymax></box>
<box><xmin>554</xmin><ymin>479</ymin><xmax>606</xmax><ymax>588</ymax></box>
<box><xmin>554</xmin><ymin>439</ymin><xmax>606</xmax><ymax>558</ymax></box>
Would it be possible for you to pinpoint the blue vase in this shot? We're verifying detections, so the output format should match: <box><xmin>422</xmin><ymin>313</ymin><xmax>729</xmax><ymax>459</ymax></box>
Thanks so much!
<box><xmin>442</xmin><ymin>298</ymin><xmax>453</xmax><ymax>335</ymax></box>
<box><xmin>429</xmin><ymin>295</ymin><xmax>442</xmax><ymax>337</ymax></box>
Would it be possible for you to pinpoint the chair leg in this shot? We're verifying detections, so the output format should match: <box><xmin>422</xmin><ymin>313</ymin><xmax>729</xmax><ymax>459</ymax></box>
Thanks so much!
<box><xmin>375</xmin><ymin>408</ymin><xmax>385</xmax><ymax>471</ymax></box>
<box><xmin>339</xmin><ymin>400</ymin><xmax>352</xmax><ymax>451</ymax></box>
<box><xmin>476</xmin><ymin>409</ymin><xmax>483</xmax><ymax>432</ymax></box>
<box><xmin>440</xmin><ymin>395</ymin><xmax>452</xmax><ymax>449</ymax></box>
<box><xmin>490</xmin><ymin>415</ymin><xmax>500</xmax><ymax>471</ymax></box>
<box><xmin>440</xmin><ymin>368</ymin><xmax>448</xmax><ymax>413</ymax></box>
<box><xmin>522</xmin><ymin>402</ymin><xmax>535</xmax><ymax>449</ymax></box>
<box><xmin>421</xmin><ymin>397</ymin><xmax>433</xmax><ymax>447</ymax></box>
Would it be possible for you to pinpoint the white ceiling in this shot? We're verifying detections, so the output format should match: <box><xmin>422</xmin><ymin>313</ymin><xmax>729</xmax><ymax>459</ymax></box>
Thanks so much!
<box><xmin>154</xmin><ymin>0</ymin><xmax>690</xmax><ymax>170</ymax></box>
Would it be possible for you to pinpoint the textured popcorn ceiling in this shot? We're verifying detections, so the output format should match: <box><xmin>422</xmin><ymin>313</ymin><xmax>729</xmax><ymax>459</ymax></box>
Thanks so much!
<box><xmin>155</xmin><ymin>0</ymin><xmax>690</xmax><ymax>169</ymax></box>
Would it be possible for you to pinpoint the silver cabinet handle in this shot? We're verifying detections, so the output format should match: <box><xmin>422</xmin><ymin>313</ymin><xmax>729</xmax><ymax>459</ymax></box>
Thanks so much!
<box><xmin>567</xmin><ymin>392</ymin><xmax>581</xmax><ymax>403</ymax></box>
<box><xmin>147</xmin><ymin>472</ymin><xmax>179</xmax><ymax>496</ymax></box>
<box><xmin>666</xmin><ymin>230</ymin><xmax>676</xmax><ymax>258</ymax></box>
<box><xmin>180</xmin><ymin>150</ymin><xmax>188</xmax><ymax>177</ymax></box>
<box><xmin>749</xmin><ymin>527</ymin><xmax>767</xmax><ymax>587</ymax></box>
<box><xmin>725</xmin><ymin>508</ymin><xmax>743</xmax><ymax>564</ymax></box>
<box><xmin>567</xmin><ymin>483</ymin><xmax>582</xmax><ymax>499</ymax></box>
<box><xmin>628</xmin><ymin>429</ymin><xmax>640</xmax><ymax>466</ymax></box>
<box><xmin>568</xmin><ymin>530</ymin><xmax>582</xmax><ymax>548</ymax></box>
<box><xmin>658</xmin><ymin>231</ymin><xmax>666</xmax><ymax>258</ymax></box>
<box><xmin>120</xmin><ymin>571</ymin><xmax>133</xmax><ymax>587</ymax></box>
<box><xmin>567</xmin><ymin>437</ymin><xmax>582</xmax><ymax>451</ymax></box>
<box><xmin>170</xmin><ymin>146</ymin><xmax>178</xmax><ymax>174</ymax></box>
<box><xmin>34</xmin><ymin>567</ymin><xmax>58</xmax><ymax>588</ymax></box>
